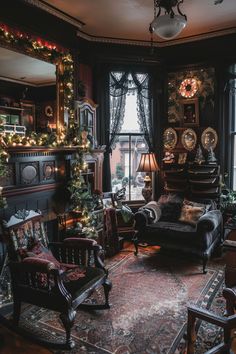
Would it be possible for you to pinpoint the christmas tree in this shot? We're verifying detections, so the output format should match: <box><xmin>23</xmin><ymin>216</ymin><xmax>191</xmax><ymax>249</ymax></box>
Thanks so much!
<box><xmin>194</xmin><ymin>144</ymin><xmax>205</xmax><ymax>164</ymax></box>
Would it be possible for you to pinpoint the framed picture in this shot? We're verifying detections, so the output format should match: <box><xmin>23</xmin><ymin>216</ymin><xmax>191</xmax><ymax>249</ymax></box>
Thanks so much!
<box><xmin>178</xmin><ymin>152</ymin><xmax>187</xmax><ymax>164</ymax></box>
<box><xmin>21</xmin><ymin>101</ymin><xmax>35</xmax><ymax>133</ymax></box>
<box><xmin>181</xmin><ymin>98</ymin><xmax>199</xmax><ymax>127</ymax></box>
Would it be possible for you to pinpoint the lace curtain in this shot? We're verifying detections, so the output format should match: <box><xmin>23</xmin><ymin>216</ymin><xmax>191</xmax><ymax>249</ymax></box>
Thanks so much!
<box><xmin>108</xmin><ymin>71</ymin><xmax>153</xmax><ymax>152</ymax></box>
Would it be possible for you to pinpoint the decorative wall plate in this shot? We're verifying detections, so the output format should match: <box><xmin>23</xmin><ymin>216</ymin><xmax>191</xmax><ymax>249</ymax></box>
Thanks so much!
<box><xmin>181</xmin><ymin>128</ymin><xmax>197</xmax><ymax>151</ymax></box>
<box><xmin>179</xmin><ymin>78</ymin><xmax>198</xmax><ymax>98</ymax></box>
<box><xmin>163</xmin><ymin>128</ymin><xmax>177</xmax><ymax>150</ymax></box>
<box><xmin>201</xmin><ymin>127</ymin><xmax>218</xmax><ymax>150</ymax></box>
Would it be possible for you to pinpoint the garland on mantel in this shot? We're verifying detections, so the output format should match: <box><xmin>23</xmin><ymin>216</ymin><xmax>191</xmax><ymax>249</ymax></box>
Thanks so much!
<box><xmin>0</xmin><ymin>126</ymin><xmax>100</xmax><ymax>238</ymax></box>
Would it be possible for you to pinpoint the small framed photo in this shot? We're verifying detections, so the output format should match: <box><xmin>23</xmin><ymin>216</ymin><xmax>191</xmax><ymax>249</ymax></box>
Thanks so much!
<box><xmin>178</xmin><ymin>152</ymin><xmax>187</xmax><ymax>164</ymax></box>
<box><xmin>181</xmin><ymin>98</ymin><xmax>199</xmax><ymax>127</ymax></box>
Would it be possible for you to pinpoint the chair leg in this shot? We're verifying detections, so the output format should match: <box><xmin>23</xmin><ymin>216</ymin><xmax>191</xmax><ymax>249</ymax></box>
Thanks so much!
<box><xmin>202</xmin><ymin>255</ymin><xmax>208</xmax><ymax>274</ymax></box>
<box><xmin>13</xmin><ymin>299</ymin><xmax>21</xmax><ymax>325</ymax></box>
<box><xmin>60</xmin><ymin>309</ymin><xmax>76</xmax><ymax>349</ymax></box>
<box><xmin>103</xmin><ymin>278</ymin><xmax>112</xmax><ymax>308</ymax></box>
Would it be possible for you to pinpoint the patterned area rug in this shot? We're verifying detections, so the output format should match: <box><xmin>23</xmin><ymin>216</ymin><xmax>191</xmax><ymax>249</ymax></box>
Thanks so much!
<box><xmin>0</xmin><ymin>247</ymin><xmax>226</xmax><ymax>353</ymax></box>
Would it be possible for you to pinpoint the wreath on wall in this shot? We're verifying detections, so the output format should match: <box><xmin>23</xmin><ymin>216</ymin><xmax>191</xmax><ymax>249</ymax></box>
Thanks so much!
<box><xmin>45</xmin><ymin>105</ymin><xmax>53</xmax><ymax>118</ymax></box>
<box><xmin>179</xmin><ymin>78</ymin><xmax>198</xmax><ymax>98</ymax></box>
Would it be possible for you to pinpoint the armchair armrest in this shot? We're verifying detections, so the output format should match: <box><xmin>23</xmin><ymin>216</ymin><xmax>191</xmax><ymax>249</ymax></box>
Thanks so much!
<box><xmin>134</xmin><ymin>201</ymin><xmax>161</xmax><ymax>230</ymax></box>
<box><xmin>197</xmin><ymin>210</ymin><xmax>222</xmax><ymax>233</ymax></box>
<box><xmin>22</xmin><ymin>257</ymin><xmax>59</xmax><ymax>273</ymax></box>
<box><xmin>63</xmin><ymin>237</ymin><xmax>98</xmax><ymax>250</ymax></box>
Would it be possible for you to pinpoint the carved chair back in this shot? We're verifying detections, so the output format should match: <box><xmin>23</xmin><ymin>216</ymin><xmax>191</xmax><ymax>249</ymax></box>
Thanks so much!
<box><xmin>2</xmin><ymin>209</ymin><xmax>48</xmax><ymax>262</ymax></box>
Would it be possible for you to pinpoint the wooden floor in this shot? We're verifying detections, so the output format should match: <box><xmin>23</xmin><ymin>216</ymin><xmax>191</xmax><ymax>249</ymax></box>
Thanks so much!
<box><xmin>0</xmin><ymin>323</ymin><xmax>52</xmax><ymax>354</ymax></box>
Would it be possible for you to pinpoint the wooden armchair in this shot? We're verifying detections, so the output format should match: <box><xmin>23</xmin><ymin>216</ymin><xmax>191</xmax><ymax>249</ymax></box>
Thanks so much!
<box><xmin>185</xmin><ymin>237</ymin><xmax>236</xmax><ymax>353</ymax></box>
<box><xmin>3</xmin><ymin>210</ymin><xmax>112</xmax><ymax>349</ymax></box>
<box><xmin>186</xmin><ymin>301</ymin><xmax>236</xmax><ymax>353</ymax></box>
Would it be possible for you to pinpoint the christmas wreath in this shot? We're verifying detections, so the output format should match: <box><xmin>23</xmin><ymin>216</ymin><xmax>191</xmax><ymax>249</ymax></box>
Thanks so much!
<box><xmin>179</xmin><ymin>78</ymin><xmax>198</xmax><ymax>98</ymax></box>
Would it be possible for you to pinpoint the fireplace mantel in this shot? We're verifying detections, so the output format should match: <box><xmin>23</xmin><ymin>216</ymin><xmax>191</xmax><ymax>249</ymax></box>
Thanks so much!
<box><xmin>0</xmin><ymin>145</ymin><xmax>105</xmax><ymax>222</ymax></box>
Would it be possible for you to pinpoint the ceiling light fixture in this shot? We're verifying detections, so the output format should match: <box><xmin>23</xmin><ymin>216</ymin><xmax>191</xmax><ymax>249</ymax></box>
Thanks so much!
<box><xmin>149</xmin><ymin>0</ymin><xmax>187</xmax><ymax>40</ymax></box>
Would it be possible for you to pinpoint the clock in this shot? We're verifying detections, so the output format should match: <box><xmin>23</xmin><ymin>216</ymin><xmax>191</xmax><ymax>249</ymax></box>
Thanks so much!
<box><xmin>179</xmin><ymin>78</ymin><xmax>198</xmax><ymax>98</ymax></box>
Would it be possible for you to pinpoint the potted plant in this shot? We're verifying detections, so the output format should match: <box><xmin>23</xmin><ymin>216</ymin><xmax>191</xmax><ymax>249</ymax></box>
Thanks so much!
<box><xmin>220</xmin><ymin>186</ymin><xmax>236</xmax><ymax>222</ymax></box>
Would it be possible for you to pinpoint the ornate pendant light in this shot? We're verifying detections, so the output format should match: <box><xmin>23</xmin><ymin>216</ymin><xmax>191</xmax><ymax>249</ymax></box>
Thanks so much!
<box><xmin>149</xmin><ymin>0</ymin><xmax>187</xmax><ymax>40</ymax></box>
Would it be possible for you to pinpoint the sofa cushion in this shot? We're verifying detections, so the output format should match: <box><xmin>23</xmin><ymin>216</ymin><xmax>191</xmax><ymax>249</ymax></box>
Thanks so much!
<box><xmin>159</xmin><ymin>201</ymin><xmax>182</xmax><ymax>222</ymax></box>
<box><xmin>179</xmin><ymin>205</ymin><xmax>205</xmax><ymax>225</ymax></box>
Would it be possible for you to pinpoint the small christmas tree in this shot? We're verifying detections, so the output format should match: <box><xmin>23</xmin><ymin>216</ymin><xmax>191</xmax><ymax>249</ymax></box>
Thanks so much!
<box><xmin>207</xmin><ymin>147</ymin><xmax>217</xmax><ymax>164</ymax></box>
<box><xmin>67</xmin><ymin>138</ymin><xmax>98</xmax><ymax>239</ymax></box>
<box><xmin>194</xmin><ymin>144</ymin><xmax>205</xmax><ymax>164</ymax></box>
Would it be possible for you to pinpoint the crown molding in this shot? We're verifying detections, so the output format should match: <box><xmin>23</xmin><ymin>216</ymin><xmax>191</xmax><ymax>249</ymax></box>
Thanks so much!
<box><xmin>77</xmin><ymin>27</ymin><xmax>236</xmax><ymax>48</ymax></box>
<box><xmin>22</xmin><ymin>1</ymin><xmax>236</xmax><ymax>48</ymax></box>
<box><xmin>22</xmin><ymin>0</ymin><xmax>85</xmax><ymax>29</ymax></box>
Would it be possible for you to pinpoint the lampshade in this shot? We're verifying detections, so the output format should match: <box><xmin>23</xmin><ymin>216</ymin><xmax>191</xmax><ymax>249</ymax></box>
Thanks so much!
<box><xmin>137</xmin><ymin>152</ymin><xmax>159</xmax><ymax>172</ymax></box>
<box><xmin>150</xmin><ymin>14</ymin><xmax>187</xmax><ymax>40</ymax></box>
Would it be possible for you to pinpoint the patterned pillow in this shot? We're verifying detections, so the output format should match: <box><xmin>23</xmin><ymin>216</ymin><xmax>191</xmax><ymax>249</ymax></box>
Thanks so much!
<box><xmin>27</xmin><ymin>241</ymin><xmax>86</xmax><ymax>285</ymax></box>
<box><xmin>179</xmin><ymin>205</ymin><xmax>205</xmax><ymax>226</ymax></box>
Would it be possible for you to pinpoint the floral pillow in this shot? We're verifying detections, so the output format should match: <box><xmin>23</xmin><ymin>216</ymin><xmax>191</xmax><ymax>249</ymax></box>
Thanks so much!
<box><xmin>179</xmin><ymin>205</ymin><xmax>205</xmax><ymax>226</ymax></box>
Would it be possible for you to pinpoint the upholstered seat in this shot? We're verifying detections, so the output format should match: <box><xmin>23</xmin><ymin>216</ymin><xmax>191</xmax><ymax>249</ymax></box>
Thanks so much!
<box><xmin>134</xmin><ymin>195</ymin><xmax>223</xmax><ymax>273</ymax></box>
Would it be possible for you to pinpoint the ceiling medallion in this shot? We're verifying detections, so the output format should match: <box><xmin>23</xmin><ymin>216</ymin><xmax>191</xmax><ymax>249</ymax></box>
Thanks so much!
<box><xmin>179</xmin><ymin>78</ymin><xmax>198</xmax><ymax>98</ymax></box>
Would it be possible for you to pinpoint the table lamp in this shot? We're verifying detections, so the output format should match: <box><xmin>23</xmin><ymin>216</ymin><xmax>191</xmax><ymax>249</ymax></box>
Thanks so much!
<box><xmin>137</xmin><ymin>152</ymin><xmax>159</xmax><ymax>203</ymax></box>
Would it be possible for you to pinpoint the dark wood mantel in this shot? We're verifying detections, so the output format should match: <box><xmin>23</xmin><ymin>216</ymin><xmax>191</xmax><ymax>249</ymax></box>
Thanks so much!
<box><xmin>0</xmin><ymin>145</ymin><xmax>105</xmax><ymax>223</ymax></box>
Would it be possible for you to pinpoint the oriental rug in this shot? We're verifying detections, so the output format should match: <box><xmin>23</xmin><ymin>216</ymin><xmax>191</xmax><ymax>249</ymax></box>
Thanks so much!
<box><xmin>0</xmin><ymin>247</ymin><xmax>226</xmax><ymax>354</ymax></box>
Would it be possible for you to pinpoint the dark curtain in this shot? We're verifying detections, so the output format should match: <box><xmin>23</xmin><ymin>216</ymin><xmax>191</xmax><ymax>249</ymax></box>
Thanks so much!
<box><xmin>94</xmin><ymin>68</ymin><xmax>153</xmax><ymax>192</ymax></box>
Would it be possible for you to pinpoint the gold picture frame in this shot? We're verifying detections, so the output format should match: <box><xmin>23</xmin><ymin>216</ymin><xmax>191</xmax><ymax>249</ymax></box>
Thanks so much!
<box><xmin>181</xmin><ymin>128</ymin><xmax>197</xmax><ymax>151</ymax></box>
<box><xmin>163</xmin><ymin>127</ymin><xmax>178</xmax><ymax>150</ymax></box>
<box><xmin>181</xmin><ymin>98</ymin><xmax>199</xmax><ymax>127</ymax></box>
<box><xmin>201</xmin><ymin>127</ymin><xmax>218</xmax><ymax>150</ymax></box>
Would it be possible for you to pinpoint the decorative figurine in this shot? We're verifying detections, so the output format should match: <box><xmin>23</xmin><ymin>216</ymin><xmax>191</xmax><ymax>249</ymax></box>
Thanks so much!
<box><xmin>207</xmin><ymin>146</ymin><xmax>217</xmax><ymax>164</ymax></box>
<box><xmin>163</xmin><ymin>151</ymin><xmax>175</xmax><ymax>164</ymax></box>
<box><xmin>194</xmin><ymin>144</ymin><xmax>205</xmax><ymax>164</ymax></box>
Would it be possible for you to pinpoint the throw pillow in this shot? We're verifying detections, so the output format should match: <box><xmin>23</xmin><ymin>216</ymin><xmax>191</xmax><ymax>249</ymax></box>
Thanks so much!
<box><xmin>159</xmin><ymin>201</ymin><xmax>182</xmax><ymax>222</ymax></box>
<box><xmin>27</xmin><ymin>240</ymin><xmax>61</xmax><ymax>268</ymax></box>
<box><xmin>179</xmin><ymin>205</ymin><xmax>205</xmax><ymax>225</ymax></box>
<box><xmin>183</xmin><ymin>199</ymin><xmax>211</xmax><ymax>212</ymax></box>
<box><xmin>27</xmin><ymin>241</ymin><xmax>86</xmax><ymax>284</ymax></box>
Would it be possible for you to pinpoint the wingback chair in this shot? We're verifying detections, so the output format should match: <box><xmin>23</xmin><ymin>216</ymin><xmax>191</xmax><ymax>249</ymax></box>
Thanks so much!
<box><xmin>2</xmin><ymin>209</ymin><xmax>112</xmax><ymax>349</ymax></box>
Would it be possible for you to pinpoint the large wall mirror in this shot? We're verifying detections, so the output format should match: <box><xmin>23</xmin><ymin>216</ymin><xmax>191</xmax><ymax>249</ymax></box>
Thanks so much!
<box><xmin>0</xmin><ymin>24</ymin><xmax>73</xmax><ymax>136</ymax></box>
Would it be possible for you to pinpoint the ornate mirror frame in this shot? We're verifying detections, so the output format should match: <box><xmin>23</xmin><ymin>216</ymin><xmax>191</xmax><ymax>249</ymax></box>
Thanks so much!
<box><xmin>163</xmin><ymin>127</ymin><xmax>178</xmax><ymax>150</ymax></box>
<box><xmin>201</xmin><ymin>127</ymin><xmax>218</xmax><ymax>151</ymax></box>
<box><xmin>0</xmin><ymin>23</ymin><xmax>74</xmax><ymax>133</ymax></box>
<box><xmin>181</xmin><ymin>128</ymin><xmax>197</xmax><ymax>151</ymax></box>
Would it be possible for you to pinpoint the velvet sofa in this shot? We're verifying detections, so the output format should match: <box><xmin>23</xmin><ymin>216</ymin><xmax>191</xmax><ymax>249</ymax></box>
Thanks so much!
<box><xmin>133</xmin><ymin>195</ymin><xmax>223</xmax><ymax>273</ymax></box>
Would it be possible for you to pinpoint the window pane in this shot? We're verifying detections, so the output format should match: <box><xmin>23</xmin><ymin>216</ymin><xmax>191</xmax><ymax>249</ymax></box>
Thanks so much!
<box><xmin>121</xmin><ymin>91</ymin><xmax>140</xmax><ymax>133</ymax></box>
<box><xmin>110</xmin><ymin>135</ymin><xmax>148</xmax><ymax>201</ymax></box>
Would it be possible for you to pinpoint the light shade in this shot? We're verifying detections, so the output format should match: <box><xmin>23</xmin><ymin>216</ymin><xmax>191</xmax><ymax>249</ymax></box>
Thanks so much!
<box><xmin>150</xmin><ymin>14</ymin><xmax>187</xmax><ymax>40</ymax></box>
<box><xmin>137</xmin><ymin>152</ymin><xmax>159</xmax><ymax>172</ymax></box>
